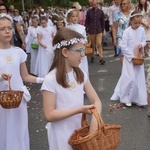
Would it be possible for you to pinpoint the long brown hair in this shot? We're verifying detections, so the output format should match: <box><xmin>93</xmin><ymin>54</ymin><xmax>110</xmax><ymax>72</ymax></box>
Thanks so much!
<box><xmin>136</xmin><ymin>0</ymin><xmax>148</xmax><ymax>12</ymax></box>
<box><xmin>51</xmin><ymin>27</ymin><xmax>84</xmax><ymax>88</ymax></box>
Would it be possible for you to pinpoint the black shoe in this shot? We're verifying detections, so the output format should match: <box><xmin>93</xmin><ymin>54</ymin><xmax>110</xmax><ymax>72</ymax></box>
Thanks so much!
<box><xmin>90</xmin><ymin>57</ymin><xmax>95</xmax><ymax>63</ymax></box>
<box><xmin>99</xmin><ymin>59</ymin><xmax>105</xmax><ymax>65</ymax></box>
<box><xmin>114</xmin><ymin>54</ymin><xmax>119</xmax><ymax>57</ymax></box>
<box><xmin>103</xmin><ymin>42</ymin><xmax>108</xmax><ymax>47</ymax></box>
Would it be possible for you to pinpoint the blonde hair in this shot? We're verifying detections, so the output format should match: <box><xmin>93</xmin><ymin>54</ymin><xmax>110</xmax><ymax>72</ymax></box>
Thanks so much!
<box><xmin>119</xmin><ymin>0</ymin><xmax>131</xmax><ymax>12</ymax></box>
<box><xmin>72</xmin><ymin>2</ymin><xmax>82</xmax><ymax>10</ymax></box>
<box><xmin>66</xmin><ymin>9</ymin><xmax>79</xmax><ymax>24</ymax></box>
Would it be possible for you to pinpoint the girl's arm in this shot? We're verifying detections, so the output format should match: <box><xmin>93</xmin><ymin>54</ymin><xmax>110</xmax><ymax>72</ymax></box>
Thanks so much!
<box><xmin>37</xmin><ymin>33</ymin><xmax>47</xmax><ymax>48</ymax></box>
<box><xmin>20</xmin><ymin>62</ymin><xmax>43</xmax><ymax>83</ymax></box>
<box><xmin>84</xmin><ymin>78</ymin><xmax>102</xmax><ymax>133</ymax></box>
<box><xmin>42</xmin><ymin>90</ymin><xmax>94</xmax><ymax>122</ymax></box>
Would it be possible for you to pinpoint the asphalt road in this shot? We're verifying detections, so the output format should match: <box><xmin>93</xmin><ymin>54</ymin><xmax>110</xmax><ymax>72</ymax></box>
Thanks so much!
<box><xmin>27</xmin><ymin>41</ymin><xmax>150</xmax><ymax>150</ymax></box>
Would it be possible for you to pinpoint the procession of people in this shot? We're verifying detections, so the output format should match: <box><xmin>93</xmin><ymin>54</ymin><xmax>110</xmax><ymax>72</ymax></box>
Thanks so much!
<box><xmin>0</xmin><ymin>0</ymin><xmax>150</xmax><ymax>149</ymax></box>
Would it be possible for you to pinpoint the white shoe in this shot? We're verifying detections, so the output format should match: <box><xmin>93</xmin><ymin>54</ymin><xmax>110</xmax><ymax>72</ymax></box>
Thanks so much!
<box><xmin>125</xmin><ymin>103</ymin><xmax>132</xmax><ymax>107</ymax></box>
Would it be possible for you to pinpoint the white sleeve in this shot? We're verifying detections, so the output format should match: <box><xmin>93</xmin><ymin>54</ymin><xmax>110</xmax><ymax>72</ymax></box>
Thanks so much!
<box><xmin>120</xmin><ymin>29</ymin><xmax>134</xmax><ymax>62</ymax></box>
<box><xmin>41</xmin><ymin>74</ymin><xmax>56</xmax><ymax>94</ymax></box>
<box><xmin>25</xmin><ymin>27</ymin><xmax>31</xmax><ymax>44</ymax></box>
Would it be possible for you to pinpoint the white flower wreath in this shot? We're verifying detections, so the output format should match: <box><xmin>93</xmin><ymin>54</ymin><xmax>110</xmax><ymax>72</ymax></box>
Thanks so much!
<box><xmin>0</xmin><ymin>13</ymin><xmax>13</xmax><ymax>22</ymax></box>
<box><xmin>130</xmin><ymin>13</ymin><xmax>142</xmax><ymax>18</ymax></box>
<box><xmin>53</xmin><ymin>38</ymin><xmax>86</xmax><ymax>50</ymax></box>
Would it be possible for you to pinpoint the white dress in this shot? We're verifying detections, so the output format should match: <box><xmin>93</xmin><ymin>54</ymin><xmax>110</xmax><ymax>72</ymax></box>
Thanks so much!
<box><xmin>67</xmin><ymin>23</ymin><xmax>89</xmax><ymax>76</ymax></box>
<box><xmin>0</xmin><ymin>46</ymin><xmax>31</xmax><ymax>150</ymax></box>
<box><xmin>110</xmin><ymin>26</ymin><xmax>147</xmax><ymax>106</ymax></box>
<box><xmin>41</xmin><ymin>69</ymin><xmax>88</xmax><ymax>150</ymax></box>
<box><xmin>36</xmin><ymin>25</ymin><xmax>55</xmax><ymax>78</ymax></box>
<box><xmin>25</xmin><ymin>26</ymin><xmax>39</xmax><ymax>75</ymax></box>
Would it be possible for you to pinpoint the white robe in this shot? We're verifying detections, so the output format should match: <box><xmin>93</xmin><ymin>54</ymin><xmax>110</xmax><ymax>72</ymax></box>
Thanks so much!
<box><xmin>35</xmin><ymin>25</ymin><xmax>55</xmax><ymax>78</ymax></box>
<box><xmin>25</xmin><ymin>26</ymin><xmax>39</xmax><ymax>75</ymax></box>
<box><xmin>0</xmin><ymin>46</ymin><xmax>31</xmax><ymax>150</ymax></box>
<box><xmin>41</xmin><ymin>69</ymin><xmax>88</xmax><ymax>150</ymax></box>
<box><xmin>110</xmin><ymin>26</ymin><xmax>147</xmax><ymax>106</ymax></box>
<box><xmin>67</xmin><ymin>23</ymin><xmax>89</xmax><ymax>76</ymax></box>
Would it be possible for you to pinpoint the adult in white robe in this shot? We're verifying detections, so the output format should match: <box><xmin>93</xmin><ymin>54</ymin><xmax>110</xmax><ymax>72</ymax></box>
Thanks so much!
<box><xmin>110</xmin><ymin>26</ymin><xmax>147</xmax><ymax>106</ymax></box>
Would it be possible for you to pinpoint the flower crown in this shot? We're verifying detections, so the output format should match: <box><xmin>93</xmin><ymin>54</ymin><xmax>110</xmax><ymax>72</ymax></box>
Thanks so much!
<box><xmin>53</xmin><ymin>38</ymin><xmax>86</xmax><ymax>50</ymax></box>
<box><xmin>130</xmin><ymin>13</ymin><xmax>142</xmax><ymax>18</ymax></box>
<box><xmin>0</xmin><ymin>13</ymin><xmax>13</xmax><ymax>22</ymax></box>
<box><xmin>67</xmin><ymin>9</ymin><xmax>74</xmax><ymax>14</ymax></box>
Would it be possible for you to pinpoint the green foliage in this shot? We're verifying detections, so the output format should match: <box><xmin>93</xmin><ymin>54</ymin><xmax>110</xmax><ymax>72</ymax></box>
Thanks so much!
<box><xmin>6</xmin><ymin>0</ymin><xmax>90</xmax><ymax>11</ymax></box>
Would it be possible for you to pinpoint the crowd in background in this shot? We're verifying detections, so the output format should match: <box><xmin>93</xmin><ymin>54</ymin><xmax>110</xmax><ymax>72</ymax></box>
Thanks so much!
<box><xmin>1</xmin><ymin>0</ymin><xmax>150</xmax><ymax>150</ymax></box>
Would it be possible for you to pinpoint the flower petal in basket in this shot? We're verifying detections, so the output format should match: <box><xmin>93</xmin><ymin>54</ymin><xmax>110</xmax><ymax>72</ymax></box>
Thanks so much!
<box><xmin>69</xmin><ymin>108</ymin><xmax>121</xmax><ymax>150</ymax></box>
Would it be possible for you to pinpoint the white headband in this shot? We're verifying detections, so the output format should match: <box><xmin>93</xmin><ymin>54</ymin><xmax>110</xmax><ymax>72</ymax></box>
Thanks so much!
<box><xmin>0</xmin><ymin>13</ymin><xmax>13</xmax><ymax>22</ymax></box>
<box><xmin>67</xmin><ymin>9</ymin><xmax>74</xmax><ymax>14</ymax></box>
<box><xmin>130</xmin><ymin>13</ymin><xmax>142</xmax><ymax>18</ymax></box>
<box><xmin>53</xmin><ymin>38</ymin><xmax>86</xmax><ymax>50</ymax></box>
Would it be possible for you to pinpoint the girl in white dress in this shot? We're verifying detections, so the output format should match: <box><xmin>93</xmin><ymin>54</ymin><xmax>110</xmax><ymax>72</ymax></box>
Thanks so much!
<box><xmin>25</xmin><ymin>16</ymin><xmax>39</xmax><ymax>75</ymax></box>
<box><xmin>110</xmin><ymin>11</ymin><xmax>147</xmax><ymax>107</ymax></box>
<box><xmin>66</xmin><ymin>9</ymin><xmax>89</xmax><ymax>76</ymax></box>
<box><xmin>0</xmin><ymin>14</ymin><xmax>44</xmax><ymax>150</ymax></box>
<box><xmin>36</xmin><ymin>16</ymin><xmax>55</xmax><ymax>78</ymax></box>
<box><xmin>41</xmin><ymin>28</ymin><xmax>102</xmax><ymax>150</ymax></box>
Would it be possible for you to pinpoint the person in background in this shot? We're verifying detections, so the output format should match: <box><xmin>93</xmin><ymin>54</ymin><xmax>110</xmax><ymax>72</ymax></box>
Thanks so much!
<box><xmin>85</xmin><ymin>0</ymin><xmax>105</xmax><ymax>65</ymax></box>
<box><xmin>109</xmin><ymin>0</ymin><xmax>120</xmax><ymax>57</ymax></box>
<box><xmin>72</xmin><ymin>2</ymin><xmax>86</xmax><ymax>25</ymax></box>
<box><xmin>135</xmin><ymin>0</ymin><xmax>150</xmax><ymax>56</ymax></box>
<box><xmin>25</xmin><ymin>16</ymin><xmax>39</xmax><ymax>75</ymax></box>
<box><xmin>13</xmin><ymin>9</ymin><xmax>23</xmax><ymax>26</ymax></box>
<box><xmin>110</xmin><ymin>11</ymin><xmax>147</xmax><ymax>107</ymax></box>
<box><xmin>23</xmin><ymin>15</ymin><xmax>29</xmax><ymax>36</ymax></box>
<box><xmin>66</xmin><ymin>8</ymin><xmax>89</xmax><ymax>76</ymax></box>
<box><xmin>56</xmin><ymin>17</ymin><xmax>66</xmax><ymax>31</ymax></box>
<box><xmin>112</xmin><ymin>0</ymin><xmax>131</xmax><ymax>63</ymax></box>
<box><xmin>36</xmin><ymin>16</ymin><xmax>55</xmax><ymax>78</ymax></box>
<box><xmin>41</xmin><ymin>27</ymin><xmax>102</xmax><ymax>150</ymax></box>
<box><xmin>9</xmin><ymin>4</ymin><xmax>14</xmax><ymax>17</ymax></box>
<box><xmin>103</xmin><ymin>14</ymin><xmax>110</xmax><ymax>47</ymax></box>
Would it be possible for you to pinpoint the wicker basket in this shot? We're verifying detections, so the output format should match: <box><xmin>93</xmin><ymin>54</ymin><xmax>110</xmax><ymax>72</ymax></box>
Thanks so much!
<box><xmin>69</xmin><ymin>108</ymin><xmax>121</xmax><ymax>150</ymax></box>
<box><xmin>0</xmin><ymin>77</ymin><xmax>23</xmax><ymax>109</ymax></box>
<box><xmin>85</xmin><ymin>41</ymin><xmax>93</xmax><ymax>56</ymax></box>
<box><xmin>132</xmin><ymin>57</ymin><xmax>144</xmax><ymax>65</ymax></box>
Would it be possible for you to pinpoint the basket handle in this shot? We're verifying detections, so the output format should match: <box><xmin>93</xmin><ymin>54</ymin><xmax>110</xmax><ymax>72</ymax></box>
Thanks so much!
<box><xmin>8</xmin><ymin>76</ymin><xmax>12</xmax><ymax>91</ymax></box>
<box><xmin>81</xmin><ymin>108</ymin><xmax>103</xmax><ymax>137</ymax></box>
<box><xmin>31</xmin><ymin>37</ymin><xmax>37</xmax><ymax>44</ymax></box>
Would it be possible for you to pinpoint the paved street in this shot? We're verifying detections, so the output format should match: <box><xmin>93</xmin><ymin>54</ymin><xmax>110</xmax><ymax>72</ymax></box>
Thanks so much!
<box><xmin>27</xmin><ymin>41</ymin><xmax>150</xmax><ymax>150</ymax></box>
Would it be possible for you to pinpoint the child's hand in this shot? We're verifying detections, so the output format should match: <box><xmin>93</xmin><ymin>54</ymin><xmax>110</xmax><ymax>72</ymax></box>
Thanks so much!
<box><xmin>80</xmin><ymin>104</ymin><xmax>95</xmax><ymax>114</ymax></box>
<box><xmin>137</xmin><ymin>44</ymin><xmax>142</xmax><ymax>51</ymax></box>
<box><xmin>1</xmin><ymin>73</ymin><xmax>12</xmax><ymax>80</ymax></box>
<box><xmin>42</xmin><ymin>44</ymin><xmax>47</xmax><ymax>49</ymax></box>
<box><xmin>113</xmin><ymin>40</ymin><xmax>117</xmax><ymax>46</ymax></box>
